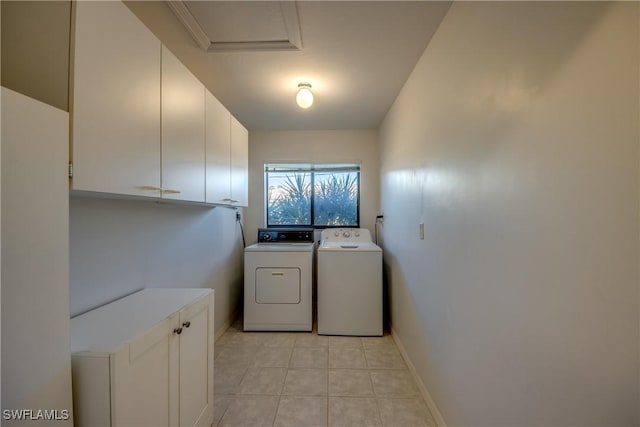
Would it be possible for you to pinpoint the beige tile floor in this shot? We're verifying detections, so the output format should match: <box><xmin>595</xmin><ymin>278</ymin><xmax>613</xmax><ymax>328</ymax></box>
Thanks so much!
<box><xmin>213</xmin><ymin>319</ymin><xmax>436</xmax><ymax>427</ymax></box>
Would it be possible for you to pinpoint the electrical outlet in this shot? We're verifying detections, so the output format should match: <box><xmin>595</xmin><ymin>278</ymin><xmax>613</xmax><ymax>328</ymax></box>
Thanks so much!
<box><xmin>419</xmin><ymin>222</ymin><xmax>424</xmax><ymax>240</ymax></box>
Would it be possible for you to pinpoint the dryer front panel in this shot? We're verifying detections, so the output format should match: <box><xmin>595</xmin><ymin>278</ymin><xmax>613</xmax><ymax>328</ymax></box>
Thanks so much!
<box><xmin>255</xmin><ymin>268</ymin><xmax>301</xmax><ymax>304</ymax></box>
<box><xmin>244</xmin><ymin>249</ymin><xmax>313</xmax><ymax>331</ymax></box>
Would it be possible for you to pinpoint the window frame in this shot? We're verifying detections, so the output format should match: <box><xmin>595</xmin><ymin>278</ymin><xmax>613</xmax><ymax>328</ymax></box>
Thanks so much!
<box><xmin>265</xmin><ymin>164</ymin><xmax>361</xmax><ymax>229</ymax></box>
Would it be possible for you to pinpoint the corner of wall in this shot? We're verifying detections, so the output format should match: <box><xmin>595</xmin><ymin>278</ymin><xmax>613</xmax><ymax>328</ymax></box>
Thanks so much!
<box><xmin>637</xmin><ymin>3</ymin><xmax>640</xmax><ymax>421</ymax></box>
<box><xmin>0</xmin><ymin>0</ymin><xmax>3</xmax><ymax>409</ymax></box>
<box><xmin>391</xmin><ymin>328</ymin><xmax>447</xmax><ymax>427</ymax></box>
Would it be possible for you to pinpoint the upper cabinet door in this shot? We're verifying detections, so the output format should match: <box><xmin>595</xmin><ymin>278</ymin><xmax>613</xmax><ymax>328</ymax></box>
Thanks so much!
<box><xmin>230</xmin><ymin>116</ymin><xmax>249</xmax><ymax>207</ymax></box>
<box><xmin>71</xmin><ymin>1</ymin><xmax>161</xmax><ymax>197</ymax></box>
<box><xmin>205</xmin><ymin>90</ymin><xmax>231</xmax><ymax>204</ymax></box>
<box><xmin>161</xmin><ymin>46</ymin><xmax>205</xmax><ymax>202</ymax></box>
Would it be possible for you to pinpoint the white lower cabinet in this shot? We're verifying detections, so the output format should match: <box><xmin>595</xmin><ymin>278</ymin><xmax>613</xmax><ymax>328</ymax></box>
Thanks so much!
<box><xmin>71</xmin><ymin>289</ymin><xmax>214</xmax><ymax>427</ymax></box>
<box><xmin>178</xmin><ymin>297</ymin><xmax>211</xmax><ymax>427</ymax></box>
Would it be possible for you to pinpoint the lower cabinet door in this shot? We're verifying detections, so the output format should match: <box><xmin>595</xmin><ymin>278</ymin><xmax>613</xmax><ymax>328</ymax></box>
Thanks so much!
<box><xmin>179</xmin><ymin>295</ymin><xmax>214</xmax><ymax>427</ymax></box>
<box><xmin>112</xmin><ymin>315</ymin><xmax>180</xmax><ymax>427</ymax></box>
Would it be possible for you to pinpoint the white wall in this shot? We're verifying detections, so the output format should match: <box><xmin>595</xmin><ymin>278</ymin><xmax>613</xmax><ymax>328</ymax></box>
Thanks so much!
<box><xmin>2</xmin><ymin>87</ymin><xmax>73</xmax><ymax>424</ymax></box>
<box><xmin>0</xmin><ymin>1</ymin><xmax>71</xmax><ymax>111</ymax></box>
<box><xmin>247</xmin><ymin>129</ymin><xmax>379</xmax><ymax>243</ymax></box>
<box><xmin>379</xmin><ymin>2</ymin><xmax>639</xmax><ymax>425</ymax></box>
<box><xmin>1</xmin><ymin>2</ymin><xmax>3</xmax><ymax>408</ymax></box>
<box><xmin>70</xmin><ymin>197</ymin><xmax>244</xmax><ymax>337</ymax></box>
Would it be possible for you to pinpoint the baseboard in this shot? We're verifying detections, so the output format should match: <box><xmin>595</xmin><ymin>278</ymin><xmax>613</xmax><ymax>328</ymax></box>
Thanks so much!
<box><xmin>214</xmin><ymin>308</ymin><xmax>239</xmax><ymax>342</ymax></box>
<box><xmin>391</xmin><ymin>327</ymin><xmax>447</xmax><ymax>427</ymax></box>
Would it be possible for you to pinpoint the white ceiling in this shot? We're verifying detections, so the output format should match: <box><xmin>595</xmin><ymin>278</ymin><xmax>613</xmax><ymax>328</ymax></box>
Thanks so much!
<box><xmin>186</xmin><ymin>2</ymin><xmax>289</xmax><ymax>43</ymax></box>
<box><xmin>126</xmin><ymin>1</ymin><xmax>452</xmax><ymax>130</ymax></box>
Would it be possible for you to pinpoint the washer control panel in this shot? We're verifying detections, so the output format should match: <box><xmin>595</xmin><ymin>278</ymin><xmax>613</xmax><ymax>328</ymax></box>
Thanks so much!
<box><xmin>258</xmin><ymin>228</ymin><xmax>314</xmax><ymax>244</ymax></box>
<box><xmin>321</xmin><ymin>228</ymin><xmax>370</xmax><ymax>242</ymax></box>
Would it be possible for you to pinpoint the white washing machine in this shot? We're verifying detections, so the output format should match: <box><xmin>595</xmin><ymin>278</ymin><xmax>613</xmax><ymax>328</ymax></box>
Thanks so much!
<box><xmin>244</xmin><ymin>228</ymin><xmax>314</xmax><ymax>331</ymax></box>
<box><xmin>317</xmin><ymin>228</ymin><xmax>383</xmax><ymax>336</ymax></box>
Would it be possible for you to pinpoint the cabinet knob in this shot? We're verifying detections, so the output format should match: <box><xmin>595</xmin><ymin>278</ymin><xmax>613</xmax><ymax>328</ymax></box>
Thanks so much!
<box><xmin>173</xmin><ymin>327</ymin><xmax>183</xmax><ymax>335</ymax></box>
<box><xmin>182</xmin><ymin>321</ymin><xmax>191</xmax><ymax>328</ymax></box>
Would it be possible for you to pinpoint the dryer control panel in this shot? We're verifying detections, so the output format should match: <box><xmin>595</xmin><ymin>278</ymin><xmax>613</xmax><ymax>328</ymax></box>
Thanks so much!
<box><xmin>258</xmin><ymin>228</ymin><xmax>314</xmax><ymax>243</ymax></box>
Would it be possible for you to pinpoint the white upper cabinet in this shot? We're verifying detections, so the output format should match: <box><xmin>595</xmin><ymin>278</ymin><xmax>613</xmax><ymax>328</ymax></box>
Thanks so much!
<box><xmin>71</xmin><ymin>1</ymin><xmax>247</xmax><ymax>205</ymax></box>
<box><xmin>205</xmin><ymin>91</ymin><xmax>249</xmax><ymax>207</ymax></box>
<box><xmin>205</xmin><ymin>90</ymin><xmax>231</xmax><ymax>204</ymax></box>
<box><xmin>161</xmin><ymin>46</ymin><xmax>205</xmax><ymax>202</ymax></box>
<box><xmin>71</xmin><ymin>0</ymin><xmax>161</xmax><ymax>197</ymax></box>
<box><xmin>230</xmin><ymin>115</ymin><xmax>249</xmax><ymax>207</ymax></box>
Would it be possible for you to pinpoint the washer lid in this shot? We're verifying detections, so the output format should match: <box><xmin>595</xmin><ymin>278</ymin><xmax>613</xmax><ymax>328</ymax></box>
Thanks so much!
<box><xmin>318</xmin><ymin>241</ymin><xmax>381</xmax><ymax>252</ymax></box>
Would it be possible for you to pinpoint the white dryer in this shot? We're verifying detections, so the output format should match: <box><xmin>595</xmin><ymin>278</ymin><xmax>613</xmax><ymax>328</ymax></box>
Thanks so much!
<box><xmin>317</xmin><ymin>228</ymin><xmax>383</xmax><ymax>336</ymax></box>
<box><xmin>244</xmin><ymin>228</ymin><xmax>314</xmax><ymax>331</ymax></box>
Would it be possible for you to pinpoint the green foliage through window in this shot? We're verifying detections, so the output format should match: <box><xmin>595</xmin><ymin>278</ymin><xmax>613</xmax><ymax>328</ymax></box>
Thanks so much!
<box><xmin>266</xmin><ymin>165</ymin><xmax>359</xmax><ymax>227</ymax></box>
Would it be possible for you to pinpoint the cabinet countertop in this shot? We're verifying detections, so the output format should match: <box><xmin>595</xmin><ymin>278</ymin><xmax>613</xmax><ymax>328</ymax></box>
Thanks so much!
<box><xmin>70</xmin><ymin>288</ymin><xmax>212</xmax><ymax>354</ymax></box>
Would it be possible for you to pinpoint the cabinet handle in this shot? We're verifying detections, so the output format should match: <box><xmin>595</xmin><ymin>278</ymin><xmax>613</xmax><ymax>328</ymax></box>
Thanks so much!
<box><xmin>173</xmin><ymin>327</ymin><xmax>183</xmax><ymax>335</ymax></box>
<box><xmin>221</xmin><ymin>198</ymin><xmax>232</xmax><ymax>202</ymax></box>
<box><xmin>139</xmin><ymin>185</ymin><xmax>162</xmax><ymax>191</ymax></box>
<box><xmin>229</xmin><ymin>199</ymin><xmax>238</xmax><ymax>203</ymax></box>
<box><xmin>139</xmin><ymin>186</ymin><xmax>181</xmax><ymax>194</ymax></box>
<box><xmin>161</xmin><ymin>188</ymin><xmax>181</xmax><ymax>194</ymax></box>
<box><xmin>182</xmin><ymin>321</ymin><xmax>191</xmax><ymax>328</ymax></box>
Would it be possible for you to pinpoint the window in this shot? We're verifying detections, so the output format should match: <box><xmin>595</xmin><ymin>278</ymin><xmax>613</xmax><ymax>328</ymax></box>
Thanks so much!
<box><xmin>266</xmin><ymin>163</ymin><xmax>360</xmax><ymax>228</ymax></box>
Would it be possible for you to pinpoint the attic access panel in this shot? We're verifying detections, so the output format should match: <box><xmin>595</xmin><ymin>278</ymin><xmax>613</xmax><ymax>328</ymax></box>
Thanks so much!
<box><xmin>166</xmin><ymin>1</ymin><xmax>303</xmax><ymax>51</ymax></box>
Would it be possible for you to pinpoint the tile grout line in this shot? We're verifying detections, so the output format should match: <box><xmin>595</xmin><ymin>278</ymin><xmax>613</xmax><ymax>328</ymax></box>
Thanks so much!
<box><xmin>323</xmin><ymin>334</ymin><xmax>330</xmax><ymax>427</ymax></box>
<box><xmin>273</xmin><ymin>338</ymin><xmax>295</xmax><ymax>427</ymax></box>
<box><xmin>326</xmin><ymin>359</ymin><xmax>330</xmax><ymax>427</ymax></box>
<box><xmin>366</xmin><ymin>342</ymin><xmax>385</xmax><ymax>427</ymax></box>
<box><xmin>273</xmin><ymin>336</ymin><xmax>285</xmax><ymax>427</ymax></box>
<box><xmin>215</xmin><ymin>329</ymin><xmax>432</xmax><ymax>427</ymax></box>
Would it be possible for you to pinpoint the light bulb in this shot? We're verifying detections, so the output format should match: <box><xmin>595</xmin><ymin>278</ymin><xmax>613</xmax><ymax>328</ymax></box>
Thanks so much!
<box><xmin>296</xmin><ymin>83</ymin><xmax>313</xmax><ymax>109</ymax></box>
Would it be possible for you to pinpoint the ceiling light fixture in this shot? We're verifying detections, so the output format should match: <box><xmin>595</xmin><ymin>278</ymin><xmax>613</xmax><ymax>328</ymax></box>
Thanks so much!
<box><xmin>296</xmin><ymin>83</ymin><xmax>313</xmax><ymax>109</ymax></box>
